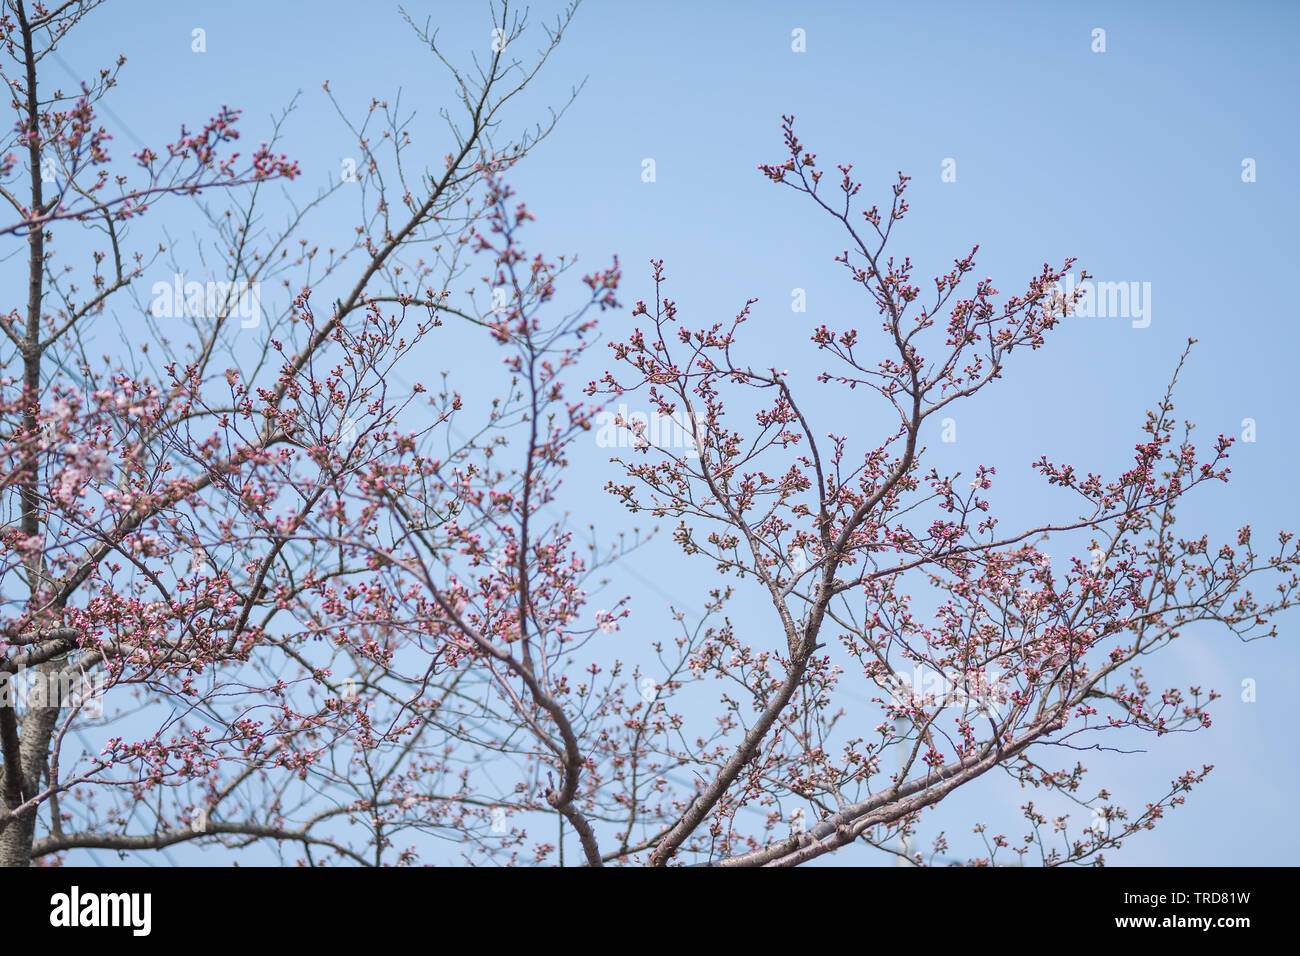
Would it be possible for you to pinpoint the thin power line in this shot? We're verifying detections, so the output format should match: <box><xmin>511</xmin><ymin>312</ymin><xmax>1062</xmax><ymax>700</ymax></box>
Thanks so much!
<box><xmin>51</xmin><ymin>50</ymin><xmax>150</xmax><ymax>151</ymax></box>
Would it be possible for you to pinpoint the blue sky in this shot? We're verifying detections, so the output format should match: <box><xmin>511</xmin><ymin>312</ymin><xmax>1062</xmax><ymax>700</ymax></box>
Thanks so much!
<box><xmin>43</xmin><ymin>0</ymin><xmax>1300</xmax><ymax>864</ymax></box>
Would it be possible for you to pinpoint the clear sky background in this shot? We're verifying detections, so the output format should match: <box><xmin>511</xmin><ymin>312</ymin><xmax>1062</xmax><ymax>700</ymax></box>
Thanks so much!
<box><xmin>42</xmin><ymin>0</ymin><xmax>1299</xmax><ymax>865</ymax></box>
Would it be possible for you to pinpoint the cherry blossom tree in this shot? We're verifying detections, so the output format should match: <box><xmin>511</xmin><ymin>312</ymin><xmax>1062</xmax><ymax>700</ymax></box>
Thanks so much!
<box><xmin>2</xmin><ymin>0</ymin><xmax>1293</xmax><ymax>868</ymax></box>
<box><xmin>580</xmin><ymin>117</ymin><xmax>1300</xmax><ymax>865</ymax></box>
<box><xmin>0</xmin><ymin>0</ymin><xmax>594</xmax><ymax>866</ymax></box>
